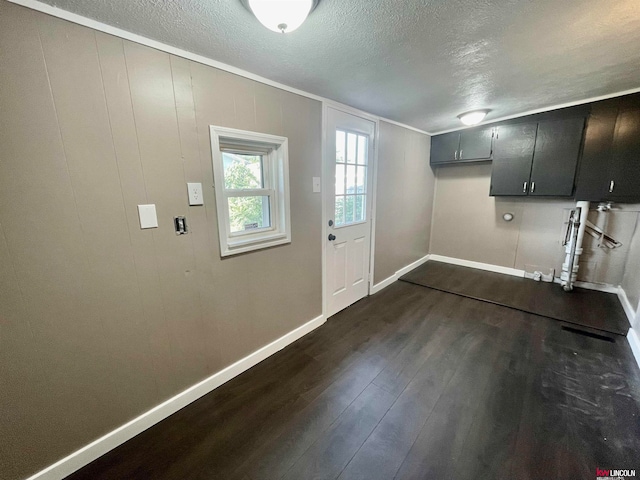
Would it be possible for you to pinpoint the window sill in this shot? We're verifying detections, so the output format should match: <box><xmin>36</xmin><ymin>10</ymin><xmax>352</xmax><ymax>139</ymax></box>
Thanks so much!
<box><xmin>223</xmin><ymin>232</ymin><xmax>290</xmax><ymax>257</ymax></box>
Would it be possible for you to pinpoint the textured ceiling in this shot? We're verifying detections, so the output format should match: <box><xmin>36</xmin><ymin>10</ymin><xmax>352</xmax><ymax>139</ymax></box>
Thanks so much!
<box><xmin>36</xmin><ymin>0</ymin><xmax>640</xmax><ymax>132</ymax></box>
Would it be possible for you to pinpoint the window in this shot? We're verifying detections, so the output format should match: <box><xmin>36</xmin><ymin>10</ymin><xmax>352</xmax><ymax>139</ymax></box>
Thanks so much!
<box><xmin>335</xmin><ymin>130</ymin><xmax>369</xmax><ymax>227</ymax></box>
<box><xmin>210</xmin><ymin>126</ymin><xmax>291</xmax><ymax>256</ymax></box>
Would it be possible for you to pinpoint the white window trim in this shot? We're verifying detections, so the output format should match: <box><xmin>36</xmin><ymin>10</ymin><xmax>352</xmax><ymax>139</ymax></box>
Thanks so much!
<box><xmin>210</xmin><ymin>126</ymin><xmax>291</xmax><ymax>257</ymax></box>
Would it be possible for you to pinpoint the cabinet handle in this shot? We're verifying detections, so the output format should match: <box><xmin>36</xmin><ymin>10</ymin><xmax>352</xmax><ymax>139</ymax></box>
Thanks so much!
<box><xmin>523</xmin><ymin>182</ymin><xmax>528</xmax><ymax>193</ymax></box>
<box><xmin>531</xmin><ymin>181</ymin><xmax>535</xmax><ymax>193</ymax></box>
<box><xmin>454</xmin><ymin>150</ymin><xmax>458</xmax><ymax>160</ymax></box>
<box><xmin>609</xmin><ymin>180</ymin><xmax>615</xmax><ymax>193</ymax></box>
<box><xmin>460</xmin><ymin>149</ymin><xmax>463</xmax><ymax>159</ymax></box>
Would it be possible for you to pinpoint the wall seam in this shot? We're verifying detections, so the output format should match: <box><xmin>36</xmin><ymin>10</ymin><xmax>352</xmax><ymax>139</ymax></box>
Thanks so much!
<box><xmin>169</xmin><ymin>55</ymin><xmax>210</xmax><ymax>378</ymax></box>
<box><xmin>95</xmin><ymin>31</ymin><xmax>161</xmax><ymax>400</ymax></box>
<box><xmin>121</xmin><ymin>39</ymin><xmax>179</xmax><ymax>387</ymax></box>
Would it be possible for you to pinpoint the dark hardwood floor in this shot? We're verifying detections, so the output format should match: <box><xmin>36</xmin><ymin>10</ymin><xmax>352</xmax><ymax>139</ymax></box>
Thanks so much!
<box><xmin>400</xmin><ymin>261</ymin><xmax>630</xmax><ymax>336</ymax></box>
<box><xmin>66</xmin><ymin>282</ymin><xmax>640</xmax><ymax>480</ymax></box>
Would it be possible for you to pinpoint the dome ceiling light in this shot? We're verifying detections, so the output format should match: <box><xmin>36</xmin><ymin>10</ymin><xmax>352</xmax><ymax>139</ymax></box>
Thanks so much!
<box><xmin>241</xmin><ymin>0</ymin><xmax>320</xmax><ymax>34</ymax></box>
<box><xmin>457</xmin><ymin>109</ymin><xmax>491</xmax><ymax>126</ymax></box>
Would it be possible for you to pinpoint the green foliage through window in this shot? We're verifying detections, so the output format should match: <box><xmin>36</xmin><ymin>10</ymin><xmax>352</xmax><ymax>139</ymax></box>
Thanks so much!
<box><xmin>222</xmin><ymin>153</ymin><xmax>270</xmax><ymax>232</ymax></box>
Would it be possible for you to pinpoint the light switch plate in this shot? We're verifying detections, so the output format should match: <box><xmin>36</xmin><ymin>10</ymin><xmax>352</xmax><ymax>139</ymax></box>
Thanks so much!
<box><xmin>138</xmin><ymin>204</ymin><xmax>158</xmax><ymax>229</ymax></box>
<box><xmin>187</xmin><ymin>183</ymin><xmax>204</xmax><ymax>206</ymax></box>
<box><xmin>312</xmin><ymin>177</ymin><xmax>321</xmax><ymax>193</ymax></box>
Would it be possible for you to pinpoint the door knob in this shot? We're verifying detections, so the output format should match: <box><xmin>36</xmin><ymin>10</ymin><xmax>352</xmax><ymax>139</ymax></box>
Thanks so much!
<box><xmin>328</xmin><ymin>234</ymin><xmax>336</xmax><ymax>241</ymax></box>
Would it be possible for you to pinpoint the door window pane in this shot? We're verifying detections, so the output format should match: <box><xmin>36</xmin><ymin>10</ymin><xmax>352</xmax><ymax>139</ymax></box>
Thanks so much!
<box><xmin>356</xmin><ymin>166</ymin><xmax>366</xmax><ymax>194</ymax></box>
<box><xmin>228</xmin><ymin>196</ymin><xmax>270</xmax><ymax>233</ymax></box>
<box><xmin>347</xmin><ymin>133</ymin><xmax>357</xmax><ymax>164</ymax></box>
<box><xmin>355</xmin><ymin>195</ymin><xmax>366</xmax><ymax>222</ymax></box>
<box><xmin>335</xmin><ymin>164</ymin><xmax>345</xmax><ymax>195</ymax></box>
<box><xmin>223</xmin><ymin>153</ymin><xmax>264</xmax><ymax>189</ymax></box>
<box><xmin>336</xmin><ymin>130</ymin><xmax>346</xmax><ymax>163</ymax></box>
<box><xmin>345</xmin><ymin>165</ymin><xmax>357</xmax><ymax>195</ymax></box>
<box><xmin>344</xmin><ymin>195</ymin><xmax>355</xmax><ymax>224</ymax></box>
<box><xmin>335</xmin><ymin>196</ymin><xmax>345</xmax><ymax>227</ymax></box>
<box><xmin>334</xmin><ymin>129</ymin><xmax>369</xmax><ymax>226</ymax></box>
<box><xmin>357</xmin><ymin>135</ymin><xmax>367</xmax><ymax>165</ymax></box>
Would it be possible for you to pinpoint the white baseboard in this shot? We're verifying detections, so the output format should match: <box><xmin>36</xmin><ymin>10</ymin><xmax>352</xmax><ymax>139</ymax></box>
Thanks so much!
<box><xmin>573</xmin><ymin>281</ymin><xmax>620</xmax><ymax>294</ymax></box>
<box><xmin>618</xmin><ymin>287</ymin><xmax>637</xmax><ymax>326</ymax></box>
<box><xmin>627</xmin><ymin>328</ymin><xmax>640</xmax><ymax>371</ymax></box>
<box><xmin>428</xmin><ymin>254</ymin><xmax>525</xmax><ymax>278</ymax></box>
<box><xmin>370</xmin><ymin>254</ymin><xmax>431</xmax><ymax>294</ymax></box>
<box><xmin>26</xmin><ymin>314</ymin><xmax>326</xmax><ymax>480</ymax></box>
<box><xmin>551</xmin><ymin>277</ymin><xmax>621</xmax><ymax>294</ymax></box>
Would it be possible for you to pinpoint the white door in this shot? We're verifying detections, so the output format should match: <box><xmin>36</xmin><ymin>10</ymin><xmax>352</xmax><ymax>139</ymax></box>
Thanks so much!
<box><xmin>325</xmin><ymin>108</ymin><xmax>376</xmax><ymax>317</ymax></box>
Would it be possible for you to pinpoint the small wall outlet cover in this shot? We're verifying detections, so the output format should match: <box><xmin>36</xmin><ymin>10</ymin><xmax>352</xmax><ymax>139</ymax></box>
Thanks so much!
<box><xmin>138</xmin><ymin>204</ymin><xmax>158</xmax><ymax>229</ymax></box>
<box><xmin>312</xmin><ymin>177</ymin><xmax>321</xmax><ymax>193</ymax></box>
<box><xmin>187</xmin><ymin>183</ymin><xmax>204</xmax><ymax>206</ymax></box>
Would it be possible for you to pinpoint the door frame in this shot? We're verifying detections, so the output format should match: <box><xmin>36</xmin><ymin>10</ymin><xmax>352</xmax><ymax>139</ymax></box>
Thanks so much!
<box><xmin>321</xmin><ymin>102</ymin><xmax>380</xmax><ymax>319</ymax></box>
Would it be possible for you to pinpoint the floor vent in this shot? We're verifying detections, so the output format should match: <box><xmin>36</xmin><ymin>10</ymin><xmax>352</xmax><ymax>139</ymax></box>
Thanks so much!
<box><xmin>561</xmin><ymin>325</ymin><xmax>616</xmax><ymax>343</ymax></box>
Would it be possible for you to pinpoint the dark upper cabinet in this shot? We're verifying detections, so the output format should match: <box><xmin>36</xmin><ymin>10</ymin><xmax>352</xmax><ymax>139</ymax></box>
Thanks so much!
<box><xmin>430</xmin><ymin>126</ymin><xmax>493</xmax><ymax>165</ymax></box>
<box><xmin>574</xmin><ymin>100</ymin><xmax>619</xmax><ymax>201</ymax></box>
<box><xmin>490</xmin><ymin>117</ymin><xmax>585</xmax><ymax>197</ymax></box>
<box><xmin>609</xmin><ymin>96</ymin><xmax>640</xmax><ymax>199</ymax></box>
<box><xmin>490</xmin><ymin>123</ymin><xmax>537</xmax><ymax>196</ymax></box>
<box><xmin>430</xmin><ymin>132</ymin><xmax>461</xmax><ymax>164</ymax></box>
<box><xmin>529</xmin><ymin>118</ymin><xmax>585</xmax><ymax>196</ymax></box>
<box><xmin>459</xmin><ymin>128</ymin><xmax>493</xmax><ymax>161</ymax></box>
<box><xmin>575</xmin><ymin>94</ymin><xmax>640</xmax><ymax>203</ymax></box>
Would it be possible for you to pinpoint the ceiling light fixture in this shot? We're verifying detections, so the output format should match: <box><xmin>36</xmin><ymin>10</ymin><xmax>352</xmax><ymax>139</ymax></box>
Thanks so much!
<box><xmin>457</xmin><ymin>109</ymin><xmax>491</xmax><ymax>126</ymax></box>
<box><xmin>242</xmin><ymin>0</ymin><xmax>319</xmax><ymax>33</ymax></box>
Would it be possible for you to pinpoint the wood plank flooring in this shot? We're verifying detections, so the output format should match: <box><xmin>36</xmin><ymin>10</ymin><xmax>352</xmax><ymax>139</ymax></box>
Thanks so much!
<box><xmin>400</xmin><ymin>261</ymin><xmax>630</xmax><ymax>336</ymax></box>
<box><xmin>66</xmin><ymin>282</ymin><xmax>640</xmax><ymax>480</ymax></box>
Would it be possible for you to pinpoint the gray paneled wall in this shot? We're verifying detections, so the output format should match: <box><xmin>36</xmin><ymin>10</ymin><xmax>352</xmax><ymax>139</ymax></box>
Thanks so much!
<box><xmin>0</xmin><ymin>3</ymin><xmax>326</xmax><ymax>478</ymax></box>
<box><xmin>374</xmin><ymin>122</ymin><xmax>435</xmax><ymax>284</ymax></box>
<box><xmin>430</xmin><ymin>163</ymin><xmax>574</xmax><ymax>272</ymax></box>
<box><xmin>430</xmin><ymin>163</ymin><xmax>640</xmax><ymax>286</ymax></box>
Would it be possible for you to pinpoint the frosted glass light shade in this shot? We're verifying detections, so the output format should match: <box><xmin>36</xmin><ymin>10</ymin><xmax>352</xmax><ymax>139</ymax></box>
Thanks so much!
<box><xmin>248</xmin><ymin>0</ymin><xmax>313</xmax><ymax>33</ymax></box>
<box><xmin>457</xmin><ymin>110</ymin><xmax>490</xmax><ymax>126</ymax></box>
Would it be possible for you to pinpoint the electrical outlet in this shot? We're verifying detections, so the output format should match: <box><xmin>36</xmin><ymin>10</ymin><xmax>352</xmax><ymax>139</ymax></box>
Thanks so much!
<box><xmin>187</xmin><ymin>183</ymin><xmax>204</xmax><ymax>206</ymax></box>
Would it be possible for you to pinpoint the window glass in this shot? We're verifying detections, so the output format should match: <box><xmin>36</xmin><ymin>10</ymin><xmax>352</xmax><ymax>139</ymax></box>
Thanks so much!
<box><xmin>228</xmin><ymin>196</ymin><xmax>271</xmax><ymax>233</ymax></box>
<box><xmin>335</xmin><ymin>196</ymin><xmax>345</xmax><ymax>227</ymax></box>
<box><xmin>334</xmin><ymin>131</ymin><xmax>369</xmax><ymax>226</ymax></box>
<box><xmin>356</xmin><ymin>166</ymin><xmax>365</xmax><ymax>194</ymax></box>
<box><xmin>336</xmin><ymin>130</ymin><xmax>346</xmax><ymax>163</ymax></box>
<box><xmin>355</xmin><ymin>195</ymin><xmax>366</xmax><ymax>222</ymax></box>
<box><xmin>347</xmin><ymin>133</ymin><xmax>357</xmax><ymax>164</ymax></box>
<box><xmin>357</xmin><ymin>135</ymin><xmax>367</xmax><ymax>165</ymax></box>
<box><xmin>345</xmin><ymin>165</ymin><xmax>357</xmax><ymax>195</ymax></box>
<box><xmin>223</xmin><ymin>152</ymin><xmax>264</xmax><ymax>189</ymax></box>
<box><xmin>335</xmin><ymin>164</ymin><xmax>345</xmax><ymax>195</ymax></box>
<box><xmin>344</xmin><ymin>195</ymin><xmax>355</xmax><ymax>224</ymax></box>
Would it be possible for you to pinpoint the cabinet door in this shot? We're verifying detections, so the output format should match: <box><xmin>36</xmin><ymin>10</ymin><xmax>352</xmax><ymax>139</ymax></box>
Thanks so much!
<box><xmin>490</xmin><ymin>123</ymin><xmax>537</xmax><ymax>196</ymax></box>
<box><xmin>609</xmin><ymin>96</ymin><xmax>640</xmax><ymax>200</ymax></box>
<box><xmin>459</xmin><ymin>127</ymin><xmax>493</xmax><ymax>160</ymax></box>
<box><xmin>529</xmin><ymin>118</ymin><xmax>585</xmax><ymax>197</ymax></box>
<box><xmin>430</xmin><ymin>132</ymin><xmax>460</xmax><ymax>165</ymax></box>
<box><xmin>575</xmin><ymin>100</ymin><xmax>619</xmax><ymax>201</ymax></box>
